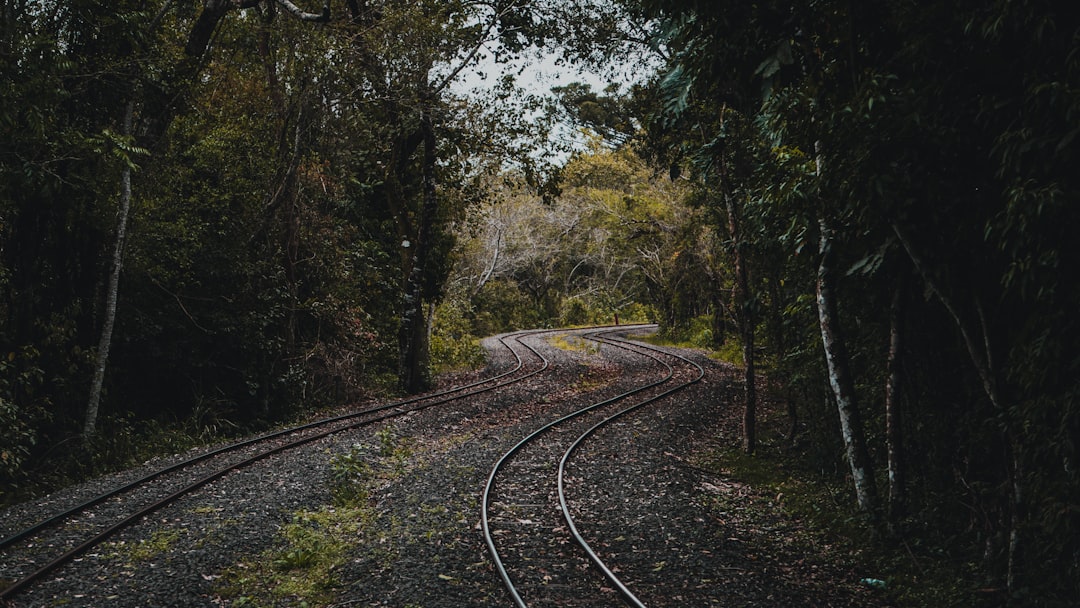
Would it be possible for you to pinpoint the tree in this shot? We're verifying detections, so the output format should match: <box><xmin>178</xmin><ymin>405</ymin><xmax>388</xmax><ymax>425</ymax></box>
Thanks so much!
<box><xmin>335</xmin><ymin>0</ymin><xmax>552</xmax><ymax>392</ymax></box>
<box><xmin>447</xmin><ymin>142</ymin><xmax>693</xmax><ymax>333</ymax></box>
<box><xmin>629</xmin><ymin>0</ymin><xmax>1080</xmax><ymax>598</ymax></box>
<box><xmin>83</xmin><ymin>101</ymin><xmax>140</xmax><ymax>440</ymax></box>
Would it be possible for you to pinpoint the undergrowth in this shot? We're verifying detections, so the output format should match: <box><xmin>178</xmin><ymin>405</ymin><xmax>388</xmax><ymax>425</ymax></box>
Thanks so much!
<box><xmin>693</xmin><ymin>413</ymin><xmax>979</xmax><ymax>607</ymax></box>
<box><xmin>215</xmin><ymin>424</ymin><xmax>414</xmax><ymax>607</ymax></box>
<box><xmin>0</xmin><ymin>382</ymin><xmax>410</xmax><ymax>508</ymax></box>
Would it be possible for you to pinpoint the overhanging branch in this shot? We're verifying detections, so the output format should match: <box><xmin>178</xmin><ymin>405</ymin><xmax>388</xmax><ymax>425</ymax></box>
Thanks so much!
<box><xmin>275</xmin><ymin>0</ymin><xmax>330</xmax><ymax>22</ymax></box>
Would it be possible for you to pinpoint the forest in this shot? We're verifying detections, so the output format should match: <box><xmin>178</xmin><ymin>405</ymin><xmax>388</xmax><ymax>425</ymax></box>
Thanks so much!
<box><xmin>1</xmin><ymin>0</ymin><xmax>1077</xmax><ymax>604</ymax></box>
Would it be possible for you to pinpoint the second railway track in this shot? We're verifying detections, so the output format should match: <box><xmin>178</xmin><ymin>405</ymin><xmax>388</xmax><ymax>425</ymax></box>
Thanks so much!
<box><xmin>482</xmin><ymin>326</ymin><xmax>704</xmax><ymax>608</ymax></box>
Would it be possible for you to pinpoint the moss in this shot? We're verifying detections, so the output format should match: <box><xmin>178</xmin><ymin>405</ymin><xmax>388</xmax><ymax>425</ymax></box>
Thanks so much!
<box><xmin>218</xmin><ymin>503</ymin><xmax>376</xmax><ymax>607</ymax></box>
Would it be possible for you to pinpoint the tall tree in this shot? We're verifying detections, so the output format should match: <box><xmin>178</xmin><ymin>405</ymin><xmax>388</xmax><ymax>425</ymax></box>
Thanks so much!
<box><xmin>816</xmin><ymin>216</ymin><xmax>877</xmax><ymax>515</ymax></box>
<box><xmin>83</xmin><ymin>101</ymin><xmax>140</xmax><ymax>440</ymax></box>
<box><xmin>629</xmin><ymin>0</ymin><xmax>1080</xmax><ymax>597</ymax></box>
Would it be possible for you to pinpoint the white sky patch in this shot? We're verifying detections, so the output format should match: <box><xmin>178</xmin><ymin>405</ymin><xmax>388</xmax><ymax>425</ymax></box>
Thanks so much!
<box><xmin>450</xmin><ymin>45</ymin><xmax>632</xmax><ymax>161</ymax></box>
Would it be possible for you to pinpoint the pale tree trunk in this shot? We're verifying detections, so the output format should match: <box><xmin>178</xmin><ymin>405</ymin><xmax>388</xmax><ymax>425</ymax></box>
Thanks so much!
<box><xmin>84</xmin><ymin>101</ymin><xmax>135</xmax><ymax>441</ymax></box>
<box><xmin>816</xmin><ymin>217</ymin><xmax>877</xmax><ymax>514</ymax></box>
<box><xmin>885</xmin><ymin>277</ymin><xmax>906</xmax><ymax>523</ymax></box>
<box><xmin>474</xmin><ymin>226</ymin><xmax>502</xmax><ymax>296</ymax></box>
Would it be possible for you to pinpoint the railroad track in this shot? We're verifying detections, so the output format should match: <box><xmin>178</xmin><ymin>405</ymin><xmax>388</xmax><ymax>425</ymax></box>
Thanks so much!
<box><xmin>481</xmin><ymin>326</ymin><xmax>705</xmax><ymax>608</ymax></box>
<box><xmin>0</xmin><ymin>327</ymin><xmax>571</xmax><ymax>604</ymax></box>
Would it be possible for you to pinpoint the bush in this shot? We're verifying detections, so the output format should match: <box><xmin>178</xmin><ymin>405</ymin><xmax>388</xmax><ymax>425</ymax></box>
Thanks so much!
<box><xmin>0</xmin><ymin>347</ymin><xmax>47</xmax><ymax>503</ymax></box>
<box><xmin>430</xmin><ymin>299</ymin><xmax>486</xmax><ymax>372</ymax></box>
<box><xmin>660</xmin><ymin>314</ymin><xmax>718</xmax><ymax>349</ymax></box>
<box><xmin>471</xmin><ymin>280</ymin><xmax>543</xmax><ymax>335</ymax></box>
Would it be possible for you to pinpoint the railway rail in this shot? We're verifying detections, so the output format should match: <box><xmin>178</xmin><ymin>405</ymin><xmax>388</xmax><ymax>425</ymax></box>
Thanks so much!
<box><xmin>0</xmin><ymin>327</ymin><xmax>579</xmax><ymax>603</ymax></box>
<box><xmin>481</xmin><ymin>326</ymin><xmax>704</xmax><ymax>608</ymax></box>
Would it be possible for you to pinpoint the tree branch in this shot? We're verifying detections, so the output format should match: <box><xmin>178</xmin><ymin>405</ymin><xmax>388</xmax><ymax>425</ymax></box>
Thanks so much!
<box><xmin>274</xmin><ymin>0</ymin><xmax>330</xmax><ymax>22</ymax></box>
<box><xmin>431</xmin><ymin>0</ymin><xmax>524</xmax><ymax>95</ymax></box>
<box><xmin>892</xmin><ymin>222</ymin><xmax>1000</xmax><ymax>410</ymax></box>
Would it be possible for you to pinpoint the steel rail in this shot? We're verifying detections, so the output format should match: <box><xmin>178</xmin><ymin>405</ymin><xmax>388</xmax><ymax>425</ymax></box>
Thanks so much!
<box><xmin>482</xmin><ymin>324</ymin><xmax>697</xmax><ymax>608</ymax></box>
<box><xmin>555</xmin><ymin>330</ymin><xmax>705</xmax><ymax>608</ymax></box>
<box><xmin>0</xmin><ymin>328</ymin><xmax>561</xmax><ymax>602</ymax></box>
<box><xmin>0</xmin><ymin>330</ymin><xmax>534</xmax><ymax>554</ymax></box>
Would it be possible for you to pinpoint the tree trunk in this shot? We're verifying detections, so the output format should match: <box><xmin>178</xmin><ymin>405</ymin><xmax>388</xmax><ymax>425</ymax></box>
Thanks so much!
<box><xmin>885</xmin><ymin>277</ymin><xmax>906</xmax><ymax>523</ymax></box>
<box><xmin>398</xmin><ymin>106</ymin><xmax>438</xmax><ymax>393</ymax></box>
<box><xmin>891</xmin><ymin>222</ymin><xmax>1022</xmax><ymax>592</ymax></box>
<box><xmin>474</xmin><ymin>226</ymin><xmax>502</xmax><ymax>296</ymax></box>
<box><xmin>84</xmin><ymin>101</ymin><xmax>135</xmax><ymax>441</ymax></box>
<box><xmin>767</xmin><ymin>270</ymin><xmax>798</xmax><ymax>445</ymax></box>
<box><xmin>725</xmin><ymin>193</ymin><xmax>756</xmax><ymax>454</ymax></box>
<box><xmin>816</xmin><ymin>217</ymin><xmax>877</xmax><ymax>514</ymax></box>
<box><xmin>710</xmin><ymin>289</ymin><xmax>727</xmax><ymax>348</ymax></box>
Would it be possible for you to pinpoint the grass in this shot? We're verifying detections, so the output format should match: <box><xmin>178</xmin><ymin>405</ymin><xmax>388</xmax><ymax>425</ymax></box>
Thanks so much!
<box><xmin>215</xmin><ymin>419</ymin><xmax>495</xmax><ymax>607</ymax></box>
<box><xmin>214</xmin><ymin>423</ymin><xmax>420</xmax><ymax>607</ymax></box>
<box><xmin>547</xmin><ymin>332</ymin><xmax>601</xmax><ymax>354</ymax></box>
<box><xmin>221</xmin><ymin>504</ymin><xmax>376</xmax><ymax>607</ymax></box>
<box><xmin>106</xmin><ymin>528</ymin><xmax>185</xmax><ymax>566</ymax></box>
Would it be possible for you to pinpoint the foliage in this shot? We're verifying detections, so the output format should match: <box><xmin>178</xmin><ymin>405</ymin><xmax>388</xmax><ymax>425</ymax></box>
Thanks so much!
<box><xmin>0</xmin><ymin>348</ymin><xmax>46</xmax><ymax>498</ymax></box>
<box><xmin>447</xmin><ymin>142</ymin><xmax>696</xmax><ymax>337</ymax></box>
<box><xmin>430</xmin><ymin>297</ymin><xmax>487</xmax><ymax>373</ymax></box>
<box><xmin>627</xmin><ymin>0</ymin><xmax>1080</xmax><ymax>600</ymax></box>
<box><xmin>329</xmin><ymin>445</ymin><xmax>373</xmax><ymax>507</ymax></box>
<box><xmin>221</xmin><ymin>425</ymin><xmax>415</xmax><ymax>606</ymax></box>
<box><xmin>695</xmin><ymin>437</ymin><xmax>975</xmax><ymax>608</ymax></box>
<box><xmin>109</xmin><ymin>529</ymin><xmax>184</xmax><ymax>566</ymax></box>
<box><xmin>1</xmin><ymin>0</ymin><xmax>549</xmax><ymax>498</ymax></box>
<box><xmin>220</xmin><ymin>503</ymin><xmax>374</xmax><ymax>607</ymax></box>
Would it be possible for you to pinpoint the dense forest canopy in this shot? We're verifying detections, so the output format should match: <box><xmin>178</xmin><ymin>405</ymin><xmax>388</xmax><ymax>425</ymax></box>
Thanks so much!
<box><xmin>2</xmin><ymin>0</ymin><xmax>1078</xmax><ymax>603</ymax></box>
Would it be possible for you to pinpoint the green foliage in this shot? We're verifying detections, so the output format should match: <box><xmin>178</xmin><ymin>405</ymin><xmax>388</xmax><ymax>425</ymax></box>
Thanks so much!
<box><xmin>329</xmin><ymin>446</ymin><xmax>373</xmax><ymax>507</ymax></box>
<box><xmin>0</xmin><ymin>348</ymin><xmax>47</xmax><ymax>499</ymax></box>
<box><xmin>330</xmin><ymin>428</ymin><xmax>412</xmax><ymax>507</ymax></box>
<box><xmin>471</xmin><ymin>279</ymin><xmax>545</xmax><ymax>335</ymax></box>
<box><xmin>658</xmin><ymin>314</ymin><xmax>717</xmax><ymax>350</ymax></box>
<box><xmin>696</xmin><ymin>441</ymin><xmax>975</xmax><ymax>607</ymax></box>
<box><xmin>109</xmin><ymin>529</ymin><xmax>184</xmax><ymax>566</ymax></box>
<box><xmin>219</xmin><ymin>504</ymin><xmax>373</xmax><ymax>606</ymax></box>
<box><xmin>2</xmin><ymin>0</ymin><xmax>550</xmax><ymax>496</ymax></box>
<box><xmin>448</xmin><ymin>144</ymin><xmax>695</xmax><ymax>340</ymax></box>
<box><xmin>430</xmin><ymin>298</ymin><xmax>486</xmax><ymax>373</ymax></box>
<box><xmin>222</xmin><ymin>426</ymin><xmax>422</xmax><ymax>605</ymax></box>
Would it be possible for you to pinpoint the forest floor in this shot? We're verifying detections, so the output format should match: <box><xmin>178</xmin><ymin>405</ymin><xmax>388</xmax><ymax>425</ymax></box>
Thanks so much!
<box><xmin>2</xmin><ymin>329</ymin><xmax>895</xmax><ymax>607</ymax></box>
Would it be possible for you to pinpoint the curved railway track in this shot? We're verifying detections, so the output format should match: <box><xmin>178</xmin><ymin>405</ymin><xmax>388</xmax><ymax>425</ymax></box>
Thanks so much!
<box><xmin>0</xmin><ymin>327</ymin><xmax>578</xmax><ymax>603</ymax></box>
<box><xmin>481</xmin><ymin>326</ymin><xmax>705</xmax><ymax>608</ymax></box>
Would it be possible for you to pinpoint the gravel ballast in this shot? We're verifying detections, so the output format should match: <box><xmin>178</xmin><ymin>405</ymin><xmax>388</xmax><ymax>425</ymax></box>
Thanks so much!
<box><xmin>2</xmin><ymin>328</ymin><xmax>890</xmax><ymax>607</ymax></box>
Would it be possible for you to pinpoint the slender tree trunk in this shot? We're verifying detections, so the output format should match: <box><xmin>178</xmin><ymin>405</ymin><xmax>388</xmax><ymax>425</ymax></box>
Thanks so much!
<box><xmin>716</xmin><ymin>103</ymin><xmax>756</xmax><ymax>454</ymax></box>
<box><xmin>885</xmin><ymin>277</ymin><xmax>906</xmax><ymax>523</ymax></box>
<box><xmin>710</xmin><ymin>289</ymin><xmax>727</xmax><ymax>348</ymax></box>
<box><xmin>892</xmin><ymin>221</ymin><xmax>1022</xmax><ymax>589</ymax></box>
<box><xmin>816</xmin><ymin>217</ymin><xmax>877</xmax><ymax>514</ymax></box>
<box><xmin>725</xmin><ymin>193</ymin><xmax>756</xmax><ymax>454</ymax></box>
<box><xmin>474</xmin><ymin>226</ymin><xmax>502</xmax><ymax>295</ymax></box>
<box><xmin>767</xmin><ymin>271</ymin><xmax>798</xmax><ymax>445</ymax></box>
<box><xmin>84</xmin><ymin>101</ymin><xmax>135</xmax><ymax>441</ymax></box>
<box><xmin>282</xmin><ymin>132</ymin><xmax>301</xmax><ymax>352</ymax></box>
